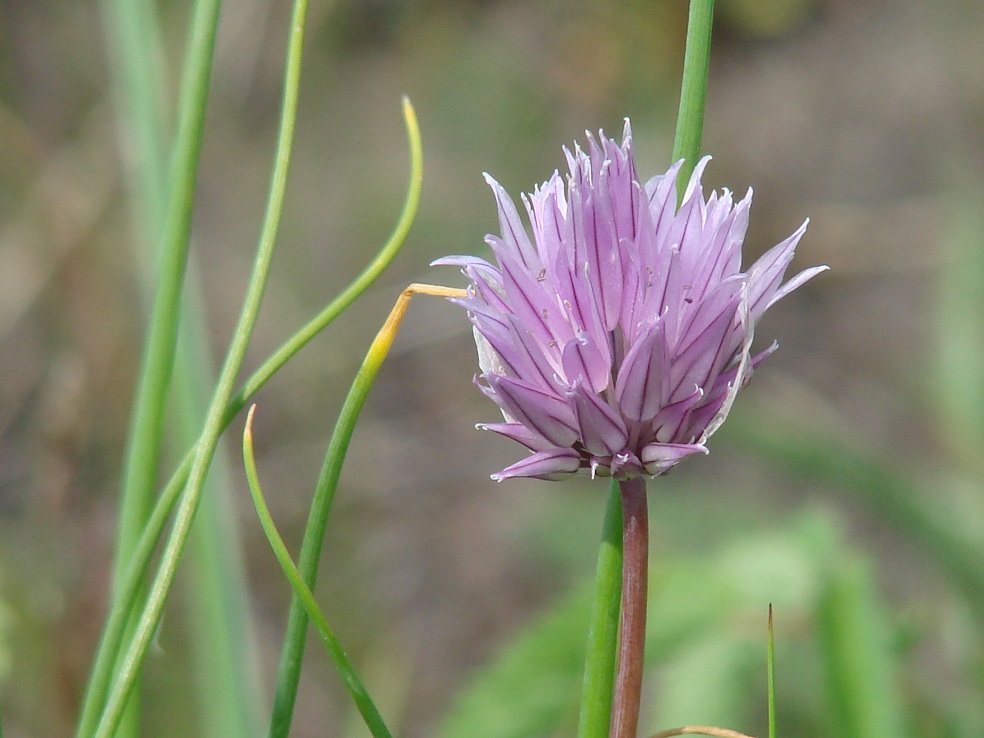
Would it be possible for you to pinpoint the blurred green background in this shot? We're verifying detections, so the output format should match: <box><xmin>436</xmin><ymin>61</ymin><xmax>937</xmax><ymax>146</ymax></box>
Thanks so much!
<box><xmin>2</xmin><ymin>0</ymin><xmax>984</xmax><ymax>736</ymax></box>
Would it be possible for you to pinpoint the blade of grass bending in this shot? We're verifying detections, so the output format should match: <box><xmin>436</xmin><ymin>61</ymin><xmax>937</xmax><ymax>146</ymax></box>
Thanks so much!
<box><xmin>76</xmin><ymin>101</ymin><xmax>422</xmax><ymax>737</ymax></box>
<box><xmin>671</xmin><ymin>0</ymin><xmax>715</xmax><ymax>191</ymax></box>
<box><xmin>266</xmin><ymin>284</ymin><xmax>465</xmax><ymax>738</ymax></box>
<box><xmin>229</xmin><ymin>96</ymin><xmax>423</xmax><ymax>413</ymax></box>
<box><xmin>87</xmin><ymin>0</ymin><xmax>309</xmax><ymax>732</ymax></box>
<box><xmin>106</xmin><ymin>0</ymin><xmax>223</xmax><ymax>731</ymax></box>
<box><xmin>243</xmin><ymin>406</ymin><xmax>393</xmax><ymax>738</ymax></box>
<box><xmin>577</xmin><ymin>480</ymin><xmax>624</xmax><ymax>738</ymax></box>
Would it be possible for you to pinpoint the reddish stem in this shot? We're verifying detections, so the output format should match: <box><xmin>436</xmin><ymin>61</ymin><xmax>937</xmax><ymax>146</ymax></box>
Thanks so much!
<box><xmin>611</xmin><ymin>476</ymin><xmax>649</xmax><ymax>738</ymax></box>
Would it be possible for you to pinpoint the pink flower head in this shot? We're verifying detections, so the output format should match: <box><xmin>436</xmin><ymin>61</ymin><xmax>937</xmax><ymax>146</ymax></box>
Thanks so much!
<box><xmin>434</xmin><ymin>123</ymin><xmax>826</xmax><ymax>482</ymax></box>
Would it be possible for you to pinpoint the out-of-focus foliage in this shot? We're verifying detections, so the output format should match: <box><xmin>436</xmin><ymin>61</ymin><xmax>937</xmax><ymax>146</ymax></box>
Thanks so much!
<box><xmin>1</xmin><ymin>0</ymin><xmax>984</xmax><ymax>736</ymax></box>
<box><xmin>440</xmin><ymin>507</ymin><xmax>984</xmax><ymax>738</ymax></box>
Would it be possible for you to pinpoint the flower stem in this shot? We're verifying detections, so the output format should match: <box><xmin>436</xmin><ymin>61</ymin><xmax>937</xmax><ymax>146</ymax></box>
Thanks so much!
<box><xmin>611</xmin><ymin>476</ymin><xmax>649</xmax><ymax>738</ymax></box>
<box><xmin>671</xmin><ymin>0</ymin><xmax>716</xmax><ymax>189</ymax></box>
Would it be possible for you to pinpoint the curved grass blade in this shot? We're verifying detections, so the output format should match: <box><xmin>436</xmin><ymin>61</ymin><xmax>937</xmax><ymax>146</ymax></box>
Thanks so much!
<box><xmin>76</xmin><ymin>98</ymin><xmax>422</xmax><ymax>738</ymax></box>
<box><xmin>267</xmin><ymin>283</ymin><xmax>465</xmax><ymax>737</ymax></box>
<box><xmin>243</xmin><ymin>406</ymin><xmax>393</xmax><ymax>738</ymax></box>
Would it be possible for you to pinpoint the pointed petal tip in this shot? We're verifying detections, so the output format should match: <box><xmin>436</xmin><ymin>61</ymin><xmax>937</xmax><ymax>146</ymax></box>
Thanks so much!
<box><xmin>640</xmin><ymin>442</ymin><xmax>709</xmax><ymax>476</ymax></box>
<box><xmin>490</xmin><ymin>448</ymin><xmax>581</xmax><ymax>481</ymax></box>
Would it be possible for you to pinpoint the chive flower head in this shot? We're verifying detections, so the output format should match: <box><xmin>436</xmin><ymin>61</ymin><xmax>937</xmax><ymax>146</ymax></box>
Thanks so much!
<box><xmin>435</xmin><ymin>123</ymin><xmax>825</xmax><ymax>482</ymax></box>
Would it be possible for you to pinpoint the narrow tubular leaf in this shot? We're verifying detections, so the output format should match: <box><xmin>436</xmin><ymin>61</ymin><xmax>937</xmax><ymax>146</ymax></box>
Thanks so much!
<box><xmin>88</xmin><ymin>0</ymin><xmax>310</xmax><ymax>732</ymax></box>
<box><xmin>577</xmin><ymin>481</ymin><xmax>623</xmax><ymax>738</ymax></box>
<box><xmin>78</xmin><ymin>100</ymin><xmax>423</xmax><ymax>738</ymax></box>
<box><xmin>268</xmin><ymin>284</ymin><xmax>464</xmax><ymax>737</ymax></box>
<box><xmin>242</xmin><ymin>407</ymin><xmax>393</xmax><ymax>738</ymax></box>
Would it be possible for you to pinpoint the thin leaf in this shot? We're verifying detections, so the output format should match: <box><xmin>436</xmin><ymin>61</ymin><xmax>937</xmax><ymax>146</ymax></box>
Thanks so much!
<box><xmin>243</xmin><ymin>407</ymin><xmax>393</xmax><ymax>738</ymax></box>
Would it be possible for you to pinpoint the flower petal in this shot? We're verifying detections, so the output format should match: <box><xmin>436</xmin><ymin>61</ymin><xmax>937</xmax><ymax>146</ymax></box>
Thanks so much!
<box><xmin>477</xmin><ymin>422</ymin><xmax>554</xmax><ymax>451</ymax></box>
<box><xmin>561</xmin><ymin>332</ymin><xmax>611</xmax><ymax>393</ymax></box>
<box><xmin>492</xmin><ymin>245</ymin><xmax>560</xmax><ymax>345</ymax></box>
<box><xmin>566</xmin><ymin>379</ymin><xmax>629</xmax><ymax>456</ymax></box>
<box><xmin>641</xmin><ymin>442</ymin><xmax>708</xmax><ymax>475</ymax></box>
<box><xmin>491</xmin><ymin>448</ymin><xmax>582</xmax><ymax>482</ymax></box>
<box><xmin>698</xmin><ymin>284</ymin><xmax>753</xmax><ymax>443</ymax></box>
<box><xmin>487</xmin><ymin>375</ymin><xmax>579</xmax><ymax>448</ymax></box>
<box><xmin>610</xmin><ymin>450</ymin><xmax>645</xmax><ymax>479</ymax></box>
<box><xmin>683</xmin><ymin>342</ymin><xmax>776</xmax><ymax>440</ymax></box>
<box><xmin>615</xmin><ymin>320</ymin><xmax>668</xmax><ymax>421</ymax></box>
<box><xmin>746</xmin><ymin>219</ymin><xmax>812</xmax><ymax>320</ymax></box>
<box><xmin>485</xmin><ymin>173</ymin><xmax>540</xmax><ymax>271</ymax></box>
<box><xmin>651</xmin><ymin>384</ymin><xmax>704</xmax><ymax>443</ymax></box>
<box><xmin>668</xmin><ymin>281</ymin><xmax>743</xmax><ymax>402</ymax></box>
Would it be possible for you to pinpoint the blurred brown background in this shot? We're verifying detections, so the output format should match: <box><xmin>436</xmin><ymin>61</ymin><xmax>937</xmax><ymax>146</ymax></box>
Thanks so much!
<box><xmin>1</xmin><ymin>0</ymin><xmax>982</xmax><ymax>736</ymax></box>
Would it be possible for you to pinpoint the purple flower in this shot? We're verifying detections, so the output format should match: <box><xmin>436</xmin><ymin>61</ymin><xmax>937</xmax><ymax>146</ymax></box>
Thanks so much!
<box><xmin>434</xmin><ymin>123</ymin><xmax>826</xmax><ymax>482</ymax></box>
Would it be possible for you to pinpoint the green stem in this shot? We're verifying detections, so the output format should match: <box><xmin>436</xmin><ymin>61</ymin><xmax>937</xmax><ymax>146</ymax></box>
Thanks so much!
<box><xmin>577</xmin><ymin>480</ymin><xmax>624</xmax><ymax>738</ymax></box>
<box><xmin>87</xmin><ymin>0</ymin><xmax>309</xmax><ymax>733</ymax></box>
<box><xmin>243</xmin><ymin>407</ymin><xmax>394</xmax><ymax>738</ymax></box>
<box><xmin>227</xmin><ymin>110</ymin><xmax>422</xmax><ymax>414</ymax></box>
<box><xmin>100</xmin><ymin>0</ymin><xmax>262</xmax><ymax>732</ymax></box>
<box><xmin>77</xmin><ymin>455</ymin><xmax>192</xmax><ymax>738</ymax></box>
<box><xmin>767</xmin><ymin>605</ymin><xmax>776</xmax><ymax>738</ymax></box>
<box><xmin>611</xmin><ymin>476</ymin><xmax>649</xmax><ymax>738</ymax></box>
<box><xmin>671</xmin><ymin>0</ymin><xmax>716</xmax><ymax>189</ymax></box>
<box><xmin>265</xmin><ymin>284</ymin><xmax>432</xmax><ymax>736</ymax></box>
<box><xmin>112</xmin><ymin>0</ymin><xmax>221</xmax><ymax>588</ymax></box>
<box><xmin>106</xmin><ymin>0</ymin><xmax>223</xmax><ymax>731</ymax></box>
<box><xmin>178</xmin><ymin>323</ymin><xmax>263</xmax><ymax>738</ymax></box>
<box><xmin>76</xmin><ymin>100</ymin><xmax>422</xmax><ymax>737</ymax></box>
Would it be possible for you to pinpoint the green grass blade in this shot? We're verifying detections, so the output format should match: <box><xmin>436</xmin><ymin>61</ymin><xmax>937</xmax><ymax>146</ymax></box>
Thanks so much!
<box><xmin>767</xmin><ymin>605</ymin><xmax>776</xmax><ymax>738</ymax></box>
<box><xmin>77</xmin><ymin>100</ymin><xmax>422</xmax><ymax>737</ymax></box>
<box><xmin>266</xmin><ymin>283</ymin><xmax>446</xmax><ymax>736</ymax></box>
<box><xmin>86</xmin><ymin>0</ymin><xmax>310</xmax><ymax>732</ymax></box>
<box><xmin>103</xmin><ymin>0</ymin><xmax>224</xmax><ymax>729</ymax></box>
<box><xmin>577</xmin><ymin>481</ymin><xmax>624</xmax><ymax>738</ymax></box>
<box><xmin>242</xmin><ymin>407</ymin><xmax>393</xmax><ymax>738</ymax></box>
<box><xmin>101</xmin><ymin>0</ymin><xmax>264</xmax><ymax>729</ymax></box>
<box><xmin>228</xmin><ymin>96</ymin><xmax>424</xmax><ymax>414</ymax></box>
<box><xmin>729</xmin><ymin>416</ymin><xmax>984</xmax><ymax>616</ymax></box>
<box><xmin>178</xmin><ymin>324</ymin><xmax>263</xmax><ymax>738</ymax></box>
<box><xmin>89</xmin><ymin>0</ymin><xmax>219</xmax><ymax>724</ymax></box>
<box><xmin>816</xmin><ymin>558</ymin><xmax>906</xmax><ymax>738</ymax></box>
<box><xmin>934</xmin><ymin>180</ymin><xmax>984</xmax><ymax>455</ymax></box>
<box><xmin>439</xmin><ymin>586</ymin><xmax>595</xmax><ymax>738</ymax></box>
<box><xmin>671</xmin><ymin>0</ymin><xmax>716</xmax><ymax>188</ymax></box>
<box><xmin>111</xmin><ymin>0</ymin><xmax>222</xmax><ymax>601</ymax></box>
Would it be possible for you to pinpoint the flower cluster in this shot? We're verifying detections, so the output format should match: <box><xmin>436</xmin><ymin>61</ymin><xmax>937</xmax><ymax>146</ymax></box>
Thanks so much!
<box><xmin>435</xmin><ymin>123</ymin><xmax>825</xmax><ymax>482</ymax></box>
